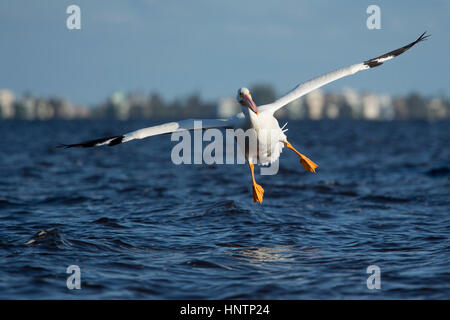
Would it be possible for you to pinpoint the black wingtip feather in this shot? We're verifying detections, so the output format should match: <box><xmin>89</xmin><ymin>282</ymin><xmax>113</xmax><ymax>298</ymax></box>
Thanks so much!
<box><xmin>57</xmin><ymin>135</ymin><xmax>124</xmax><ymax>148</ymax></box>
<box><xmin>108</xmin><ymin>136</ymin><xmax>124</xmax><ymax>146</ymax></box>
<box><xmin>364</xmin><ymin>31</ymin><xmax>430</xmax><ymax>69</ymax></box>
<box><xmin>364</xmin><ymin>60</ymin><xmax>383</xmax><ymax>68</ymax></box>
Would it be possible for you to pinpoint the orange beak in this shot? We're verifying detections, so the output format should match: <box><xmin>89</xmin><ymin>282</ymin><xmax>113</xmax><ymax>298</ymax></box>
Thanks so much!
<box><xmin>244</xmin><ymin>94</ymin><xmax>258</xmax><ymax>115</ymax></box>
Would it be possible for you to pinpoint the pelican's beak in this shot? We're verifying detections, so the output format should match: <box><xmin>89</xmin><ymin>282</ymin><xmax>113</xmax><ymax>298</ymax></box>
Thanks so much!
<box><xmin>244</xmin><ymin>93</ymin><xmax>258</xmax><ymax>115</ymax></box>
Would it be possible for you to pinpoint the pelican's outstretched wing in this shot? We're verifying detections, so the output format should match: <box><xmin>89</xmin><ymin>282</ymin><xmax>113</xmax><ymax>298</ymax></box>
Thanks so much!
<box><xmin>59</xmin><ymin>114</ymin><xmax>244</xmax><ymax>148</ymax></box>
<box><xmin>259</xmin><ymin>32</ymin><xmax>429</xmax><ymax>114</ymax></box>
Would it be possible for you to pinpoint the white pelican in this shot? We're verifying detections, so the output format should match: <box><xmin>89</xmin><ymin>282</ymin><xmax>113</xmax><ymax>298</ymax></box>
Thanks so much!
<box><xmin>61</xmin><ymin>32</ymin><xmax>429</xmax><ymax>203</ymax></box>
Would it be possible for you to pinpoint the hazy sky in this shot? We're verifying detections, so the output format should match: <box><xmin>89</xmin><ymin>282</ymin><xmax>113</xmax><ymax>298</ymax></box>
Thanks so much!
<box><xmin>0</xmin><ymin>0</ymin><xmax>449</xmax><ymax>105</ymax></box>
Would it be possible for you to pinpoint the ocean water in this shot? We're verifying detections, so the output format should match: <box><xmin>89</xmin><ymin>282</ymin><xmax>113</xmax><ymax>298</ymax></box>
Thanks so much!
<box><xmin>0</xmin><ymin>119</ymin><xmax>449</xmax><ymax>299</ymax></box>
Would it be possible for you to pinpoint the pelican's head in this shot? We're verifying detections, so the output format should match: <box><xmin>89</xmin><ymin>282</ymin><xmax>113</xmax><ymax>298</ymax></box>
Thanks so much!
<box><xmin>237</xmin><ymin>87</ymin><xmax>258</xmax><ymax>115</ymax></box>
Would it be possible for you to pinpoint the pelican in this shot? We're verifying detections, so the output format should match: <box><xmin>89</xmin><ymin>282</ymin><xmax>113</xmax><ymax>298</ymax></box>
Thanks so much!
<box><xmin>61</xmin><ymin>32</ymin><xmax>429</xmax><ymax>203</ymax></box>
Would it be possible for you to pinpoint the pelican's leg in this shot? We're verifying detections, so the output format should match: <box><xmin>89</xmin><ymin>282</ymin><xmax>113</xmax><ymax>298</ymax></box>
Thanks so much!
<box><xmin>248</xmin><ymin>162</ymin><xmax>264</xmax><ymax>203</ymax></box>
<box><xmin>284</xmin><ymin>141</ymin><xmax>318</xmax><ymax>173</ymax></box>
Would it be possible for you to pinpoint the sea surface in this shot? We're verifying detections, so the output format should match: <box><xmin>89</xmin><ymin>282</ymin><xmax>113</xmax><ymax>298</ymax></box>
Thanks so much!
<box><xmin>0</xmin><ymin>119</ymin><xmax>449</xmax><ymax>299</ymax></box>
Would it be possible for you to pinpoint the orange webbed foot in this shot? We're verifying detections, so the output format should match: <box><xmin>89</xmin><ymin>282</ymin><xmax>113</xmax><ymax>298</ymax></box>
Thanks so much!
<box><xmin>285</xmin><ymin>141</ymin><xmax>318</xmax><ymax>173</ymax></box>
<box><xmin>299</xmin><ymin>154</ymin><xmax>318</xmax><ymax>173</ymax></box>
<box><xmin>252</xmin><ymin>183</ymin><xmax>264</xmax><ymax>204</ymax></box>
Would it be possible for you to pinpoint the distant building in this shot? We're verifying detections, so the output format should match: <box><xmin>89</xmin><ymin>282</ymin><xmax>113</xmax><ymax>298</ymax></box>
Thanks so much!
<box><xmin>393</xmin><ymin>97</ymin><xmax>409</xmax><ymax>120</ymax></box>
<box><xmin>285</xmin><ymin>98</ymin><xmax>306</xmax><ymax>119</ymax></box>
<box><xmin>427</xmin><ymin>98</ymin><xmax>447</xmax><ymax>121</ymax></box>
<box><xmin>108</xmin><ymin>91</ymin><xmax>131</xmax><ymax>120</ymax></box>
<box><xmin>305</xmin><ymin>89</ymin><xmax>324</xmax><ymax>120</ymax></box>
<box><xmin>18</xmin><ymin>97</ymin><xmax>36</xmax><ymax>120</ymax></box>
<box><xmin>216</xmin><ymin>97</ymin><xmax>240</xmax><ymax>118</ymax></box>
<box><xmin>378</xmin><ymin>94</ymin><xmax>394</xmax><ymax>120</ymax></box>
<box><xmin>342</xmin><ymin>88</ymin><xmax>362</xmax><ymax>119</ymax></box>
<box><xmin>35</xmin><ymin>99</ymin><xmax>54</xmax><ymax>120</ymax></box>
<box><xmin>362</xmin><ymin>93</ymin><xmax>381</xmax><ymax>120</ymax></box>
<box><xmin>0</xmin><ymin>89</ymin><xmax>15</xmax><ymax>119</ymax></box>
<box><xmin>324</xmin><ymin>93</ymin><xmax>341</xmax><ymax>119</ymax></box>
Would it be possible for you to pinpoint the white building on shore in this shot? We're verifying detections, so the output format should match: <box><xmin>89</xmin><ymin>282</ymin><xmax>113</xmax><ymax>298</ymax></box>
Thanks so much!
<box><xmin>0</xmin><ymin>89</ymin><xmax>15</xmax><ymax>119</ymax></box>
<box><xmin>216</xmin><ymin>97</ymin><xmax>240</xmax><ymax>118</ymax></box>
<box><xmin>305</xmin><ymin>89</ymin><xmax>324</xmax><ymax>120</ymax></box>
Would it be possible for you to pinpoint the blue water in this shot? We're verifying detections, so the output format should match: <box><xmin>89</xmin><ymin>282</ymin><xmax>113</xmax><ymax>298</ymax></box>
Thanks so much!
<box><xmin>0</xmin><ymin>120</ymin><xmax>449</xmax><ymax>299</ymax></box>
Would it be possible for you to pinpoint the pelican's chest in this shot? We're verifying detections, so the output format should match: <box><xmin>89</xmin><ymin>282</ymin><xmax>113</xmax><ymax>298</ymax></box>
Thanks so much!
<box><xmin>243</xmin><ymin>113</ymin><xmax>287</xmax><ymax>165</ymax></box>
<box><xmin>250</xmin><ymin>113</ymin><xmax>281</xmax><ymax>133</ymax></box>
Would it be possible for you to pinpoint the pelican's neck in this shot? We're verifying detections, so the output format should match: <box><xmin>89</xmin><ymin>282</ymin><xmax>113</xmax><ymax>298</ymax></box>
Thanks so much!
<box><xmin>248</xmin><ymin>109</ymin><xmax>259</xmax><ymax>125</ymax></box>
<box><xmin>241</xmin><ymin>105</ymin><xmax>259</xmax><ymax>127</ymax></box>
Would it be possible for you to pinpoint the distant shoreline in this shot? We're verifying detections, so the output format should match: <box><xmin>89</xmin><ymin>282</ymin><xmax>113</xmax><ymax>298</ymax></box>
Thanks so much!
<box><xmin>0</xmin><ymin>88</ymin><xmax>448</xmax><ymax>121</ymax></box>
